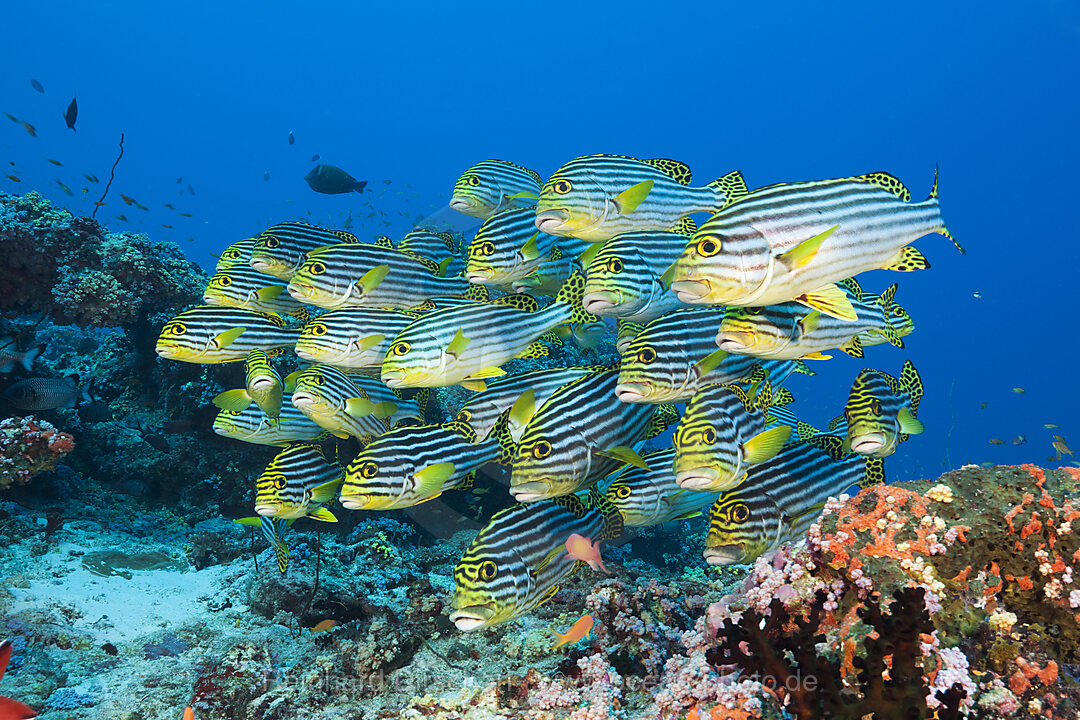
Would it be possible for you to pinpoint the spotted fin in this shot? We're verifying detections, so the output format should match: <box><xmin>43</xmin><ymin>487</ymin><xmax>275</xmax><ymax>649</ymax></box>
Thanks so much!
<box><xmin>671</xmin><ymin>216</ymin><xmax>697</xmax><ymax>236</ymax></box>
<box><xmin>857</xmin><ymin>171</ymin><xmax>911</xmax><ymax>201</ymax></box>
<box><xmin>493</xmin><ymin>294</ymin><xmax>539</xmax><ymax>312</ymax></box>
<box><xmin>883</xmin><ymin>245</ymin><xmax>931</xmax><ymax>272</ymax></box>
<box><xmin>643</xmin><ymin>157</ymin><xmax>692</xmax><ymax>184</ymax></box>
<box><xmin>516</xmin><ymin>341</ymin><xmax>551</xmax><ymax>360</ymax></box>
<box><xmin>708</xmin><ymin>170</ymin><xmax>749</xmax><ymax>208</ymax></box>
<box><xmin>645</xmin><ymin>404</ymin><xmax>680</xmax><ymax>439</ymax></box>
<box><xmin>840</xmin><ymin>336</ymin><xmax>864</xmax><ymax>358</ymax></box>
<box><xmin>374</xmin><ymin>235</ymin><xmax>394</xmax><ymax>248</ymax></box>
<box><xmin>899</xmin><ymin>359</ymin><xmax>924</xmax><ymax>416</ymax></box>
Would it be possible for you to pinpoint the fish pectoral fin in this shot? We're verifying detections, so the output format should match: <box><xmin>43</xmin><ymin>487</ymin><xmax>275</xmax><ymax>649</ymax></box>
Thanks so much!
<box><xmin>358</xmin><ymin>264</ymin><xmax>390</xmax><ymax>293</ymax></box>
<box><xmin>795</xmin><ymin>284</ymin><xmax>858</xmax><ymax>322</ymax></box>
<box><xmin>283</xmin><ymin>370</ymin><xmax>303</xmax><ymax>391</ymax></box>
<box><xmin>469</xmin><ymin>366</ymin><xmax>507</xmax><ymax>379</ymax></box>
<box><xmin>519</xmin><ymin>232</ymin><xmax>542</xmax><ymax>262</ymax></box>
<box><xmin>778</xmin><ymin>225</ymin><xmax>838</xmax><ymax>271</ymax></box>
<box><xmin>310</xmin><ymin>479</ymin><xmax>343</xmax><ymax>503</ymax></box>
<box><xmin>883</xmin><ymin>245</ymin><xmax>931</xmax><ymax>272</ymax></box>
<box><xmin>507</xmin><ymin>190</ymin><xmax>539</xmax><ymax>201</ymax></box>
<box><xmin>213</xmin><ymin>388</ymin><xmax>253</xmax><ymax>411</ymax></box>
<box><xmin>742</xmin><ymin>425</ymin><xmax>792</xmax><ymax>464</ymax></box>
<box><xmin>612</xmin><ymin>179</ymin><xmax>654</xmax><ymax>215</ymax></box>
<box><xmin>214</xmin><ymin>327</ymin><xmax>247</xmax><ymax>349</ymax></box>
<box><xmin>256</xmin><ymin>286</ymin><xmax>285</xmax><ymax>301</ymax></box>
<box><xmin>897</xmin><ymin>406</ymin><xmax>925</xmax><ymax>435</ymax></box>
<box><xmin>307</xmin><ymin>507</ymin><xmax>339</xmax><ymax>523</ymax></box>
<box><xmin>509</xmin><ymin>389</ymin><xmax>536</xmax><ymax>430</ymax></box>
<box><xmin>373</xmin><ymin>402</ymin><xmax>398</xmax><ymax>419</ymax></box>
<box><xmin>797</xmin><ymin>309</ymin><xmax>822</xmax><ymax>338</ymax></box>
<box><xmin>446</xmin><ymin>328</ymin><xmax>471</xmax><ymax>359</ymax></box>
<box><xmin>345</xmin><ymin>397</ymin><xmax>376</xmax><ymax>418</ymax></box>
<box><xmin>800</xmin><ymin>351</ymin><xmax>833</xmax><ymax>361</ymax></box>
<box><xmin>692</xmin><ymin>348</ymin><xmax>728</xmax><ymax>378</ymax></box>
<box><xmin>436</xmin><ymin>257</ymin><xmax>453</xmax><ymax>277</ymax></box>
<box><xmin>460</xmin><ymin>379</ymin><xmax>487</xmax><ymax>392</ymax></box>
<box><xmin>673</xmin><ymin>510</ymin><xmax>703</xmax><ymax>520</ymax></box>
<box><xmin>415</xmin><ymin>462</ymin><xmax>456</xmax><ymax>496</ymax></box>
<box><xmin>233</xmin><ymin>516</ymin><xmax>262</xmax><ymax>526</ymax></box>
<box><xmin>354</xmin><ymin>333</ymin><xmax>386</xmax><ymax>352</ymax></box>
<box><xmin>595</xmin><ymin>445</ymin><xmax>649</xmax><ymax>471</ymax></box>
<box><xmin>577</xmin><ymin>242</ymin><xmax>604</xmax><ymax>267</ymax></box>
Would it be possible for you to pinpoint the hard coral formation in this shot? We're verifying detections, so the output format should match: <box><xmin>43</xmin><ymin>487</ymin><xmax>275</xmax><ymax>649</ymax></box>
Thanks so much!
<box><xmin>0</xmin><ymin>415</ymin><xmax>74</xmax><ymax>490</ymax></box>
<box><xmin>0</xmin><ymin>191</ymin><xmax>207</xmax><ymax>328</ymax></box>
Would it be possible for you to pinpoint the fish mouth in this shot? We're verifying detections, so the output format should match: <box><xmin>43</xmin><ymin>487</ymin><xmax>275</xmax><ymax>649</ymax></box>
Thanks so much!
<box><xmin>614</xmin><ymin>382</ymin><xmax>651</xmax><ymax>403</ymax></box>
<box><xmin>671</xmin><ymin>279</ymin><xmax>712</xmax><ymax>303</ymax></box>
<box><xmin>582</xmin><ymin>290</ymin><xmax>620</xmax><ymax>315</ymax></box>
<box><xmin>449</xmin><ymin>604</ymin><xmax>496</xmax><ymax>632</ymax></box>
<box><xmin>715</xmin><ymin>332</ymin><xmax>756</xmax><ymax>353</ymax></box>
<box><xmin>287</xmin><ymin>282</ymin><xmax>314</xmax><ymax>300</ymax></box>
<box><xmin>535</xmin><ymin>210</ymin><xmax>569</xmax><ymax>234</ymax></box>
<box><xmin>290</xmin><ymin>391</ymin><xmax>317</xmax><ymax>409</ymax></box>
<box><xmin>466</xmin><ymin>269</ymin><xmax>493</xmax><ymax>284</ymax></box>
<box><xmin>850</xmin><ymin>433</ymin><xmax>886</xmax><ymax>456</ymax></box>
<box><xmin>509</xmin><ymin>481</ymin><xmax>552</xmax><ymax>503</ymax></box>
<box><xmin>381</xmin><ymin>369</ymin><xmax>407</xmax><ymax>388</ymax></box>
<box><xmin>294</xmin><ymin>345</ymin><xmax>320</xmax><ymax>361</ymax></box>
<box><xmin>155</xmin><ymin>344</ymin><xmax>177</xmax><ymax>359</ymax></box>
<box><xmin>255</xmin><ymin>503</ymin><xmax>281</xmax><ymax>516</ymax></box>
<box><xmin>703</xmin><ymin>543</ymin><xmax>750</xmax><ymax>566</ymax></box>
<box><xmin>675</xmin><ymin>467</ymin><xmax>726</xmax><ymax>492</ymax></box>
<box><xmin>449</xmin><ymin>197</ymin><xmax>476</xmax><ymax>213</ymax></box>
<box><xmin>339</xmin><ymin>494</ymin><xmax>373</xmax><ymax>510</ymax></box>
<box><xmin>250</xmin><ymin>377</ymin><xmax>277</xmax><ymax>392</ymax></box>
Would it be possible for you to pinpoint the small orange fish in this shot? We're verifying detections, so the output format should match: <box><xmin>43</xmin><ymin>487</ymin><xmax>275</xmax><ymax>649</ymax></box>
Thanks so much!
<box><xmin>0</xmin><ymin>639</ymin><xmax>37</xmax><ymax>719</ymax></box>
<box><xmin>311</xmin><ymin>619</ymin><xmax>337</xmax><ymax>633</ymax></box>
<box><xmin>988</xmin><ymin>438</ymin><xmax>1006</xmax><ymax>446</ymax></box>
<box><xmin>552</xmin><ymin>614</ymin><xmax>594</xmax><ymax>648</ymax></box>
<box><xmin>565</xmin><ymin>533</ymin><xmax>609</xmax><ymax>574</ymax></box>
<box><xmin>184</xmin><ymin>706</ymin><xmax>195</xmax><ymax>720</ymax></box>
<box><xmin>4</xmin><ymin>175</ymin><xmax>20</xmax><ymax>183</ymax></box>
<box><xmin>120</xmin><ymin>194</ymin><xmax>135</xmax><ymax>206</ymax></box>
<box><xmin>21</xmin><ymin>121</ymin><xmax>36</xmax><ymax>137</ymax></box>
<box><xmin>686</xmin><ymin>708</ymin><xmax>700</xmax><ymax>720</ymax></box>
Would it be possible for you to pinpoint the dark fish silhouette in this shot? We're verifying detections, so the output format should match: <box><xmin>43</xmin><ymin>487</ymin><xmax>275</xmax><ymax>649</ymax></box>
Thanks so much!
<box><xmin>187</xmin><ymin>183</ymin><xmax>195</xmax><ymax>195</ymax></box>
<box><xmin>63</xmin><ymin>96</ymin><xmax>77</xmax><ymax>131</ymax></box>
<box><xmin>311</xmin><ymin>154</ymin><xmax>320</xmax><ymax>162</ymax></box>
<box><xmin>264</xmin><ymin>172</ymin><xmax>270</xmax><ymax>181</ymax></box>
<box><xmin>30</xmin><ymin>78</ymin><xmax>44</xmax><ymax>93</ymax></box>
<box><xmin>288</xmin><ymin>131</ymin><xmax>295</xmax><ymax>146</ymax></box>
<box><xmin>304</xmin><ymin>164</ymin><xmax>367</xmax><ymax>194</ymax></box>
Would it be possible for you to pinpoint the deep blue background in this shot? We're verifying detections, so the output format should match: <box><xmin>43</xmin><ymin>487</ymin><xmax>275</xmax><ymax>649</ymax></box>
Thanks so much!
<box><xmin>2</xmin><ymin>1</ymin><xmax>1078</xmax><ymax>481</ymax></box>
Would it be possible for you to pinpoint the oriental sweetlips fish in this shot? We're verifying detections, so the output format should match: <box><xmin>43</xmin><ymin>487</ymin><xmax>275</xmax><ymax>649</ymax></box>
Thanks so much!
<box><xmin>535</xmin><ymin>154</ymin><xmax>748</xmax><ymax>242</ymax></box>
<box><xmin>604</xmin><ymin>448</ymin><xmax>718</xmax><ymax>527</ymax></box>
<box><xmin>215</xmin><ymin>239</ymin><xmax>254</xmax><ymax>271</ymax></box>
<box><xmin>212</xmin><ymin>349</ymin><xmax>288</xmax><ymax>418</ymax></box>
<box><xmin>203</xmin><ymin>264</ymin><xmax>309</xmax><ymax>319</ymax></box>
<box><xmin>466</xmin><ymin>207</ymin><xmax>560</xmax><ymax>287</ymax></box>
<box><xmin>379</xmin><ymin>273</ymin><xmax>596</xmax><ymax>391</ymax></box>
<box><xmin>842</xmin><ymin>359</ymin><xmax>924</xmax><ymax>458</ymax></box>
<box><xmin>449</xmin><ymin>488</ymin><xmax>623</xmax><ymax>631</ymax></box>
<box><xmin>715</xmin><ymin>278</ymin><xmax>913</xmax><ymax>361</ymax></box>
<box><xmin>249</xmin><ymin>221</ymin><xmax>360</xmax><ymax>280</ymax></box>
<box><xmin>450</xmin><ymin>159</ymin><xmax>543</xmax><ymax>219</ymax></box>
<box><xmin>288</xmin><ymin>364</ymin><xmax>403</xmax><ymax>441</ymax></box>
<box><xmin>212</xmin><ymin>399</ymin><xmax>330</xmax><ymax>446</ymax></box>
<box><xmin>155</xmin><ymin>306</ymin><xmax>299</xmax><ymax>364</ymax></box>
<box><xmin>254</xmin><ymin>443</ymin><xmax>343</xmax><ymax>522</ymax></box>
<box><xmin>703</xmin><ymin>441</ymin><xmax>885</xmax><ymax>565</ymax></box>
<box><xmin>294</xmin><ymin>307</ymin><xmax>420</xmax><ymax>369</ymax></box>
<box><xmin>670</xmin><ymin>169</ymin><xmax>964</xmax><ymax>319</ymax></box>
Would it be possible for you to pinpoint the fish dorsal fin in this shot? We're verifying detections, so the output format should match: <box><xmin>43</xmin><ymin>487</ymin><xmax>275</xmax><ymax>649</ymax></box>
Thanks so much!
<box><xmin>645</xmin><ymin>404</ymin><xmax>680</xmax><ymax>439</ymax></box>
<box><xmin>594</xmin><ymin>445</ymin><xmax>649</xmax><ymax>471</ymax></box>
<box><xmin>335</xmin><ymin>230</ymin><xmax>360</xmax><ymax>243</ymax></box>
<box><xmin>612</xmin><ymin>180</ymin><xmax>654</xmax><ymax>215</ymax></box>
<box><xmin>374</xmin><ymin>235</ymin><xmax>394</xmax><ymax>248</ymax></box>
<box><xmin>214</xmin><ymin>327</ymin><xmax>247</xmax><ymax>349</ymax></box>
<box><xmin>441</xmin><ymin>419</ymin><xmax>478</xmax><ymax>442</ymax></box>
<box><xmin>709</xmin><ymin>170</ymin><xmax>750</xmax><ymax>208</ymax></box>
<box><xmin>837</xmin><ymin>276</ymin><xmax>863</xmax><ymax>300</ymax></box>
<box><xmin>876</xmin><ymin>283</ymin><xmax>898</xmax><ymax>308</ymax></box>
<box><xmin>671</xmin><ymin>216</ymin><xmax>697</xmax><ymax>237</ymax></box>
<box><xmin>795</xmin><ymin>420</ymin><xmax>820</xmax><ymax>442</ymax></box>
<box><xmin>856</xmin><ymin>171</ymin><xmax>911</xmax><ymax>202</ymax></box>
<box><xmin>463</xmin><ymin>284</ymin><xmax>490</xmax><ymax>302</ymax></box>
<box><xmin>358</xmin><ymin>264</ymin><xmax>390</xmax><ymax>294</ymax></box>
<box><xmin>497</xmin><ymin>160</ymin><xmax>542</xmax><ymax>186</ymax></box>
<box><xmin>446</xmin><ymin>328</ymin><xmax>471</xmax><ymax>359</ymax></box>
<box><xmin>400</xmin><ymin>249</ymin><xmax>441</xmax><ymax>274</ymax></box>
<box><xmin>778</xmin><ymin>225</ymin><xmax>838</xmax><ymax>271</ymax></box>
<box><xmin>643</xmin><ymin>158</ymin><xmax>692</xmax><ymax>184</ymax></box>
<box><xmin>795</xmin><ymin>283</ymin><xmax>858</xmax><ymax>322</ymax></box>
<box><xmin>493</xmin><ymin>294</ymin><xmax>539</xmax><ymax>312</ymax></box>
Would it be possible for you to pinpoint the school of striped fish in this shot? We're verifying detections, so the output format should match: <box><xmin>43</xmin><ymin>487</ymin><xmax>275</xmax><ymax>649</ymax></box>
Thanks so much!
<box><xmin>154</xmin><ymin>155</ymin><xmax>959</xmax><ymax>631</ymax></box>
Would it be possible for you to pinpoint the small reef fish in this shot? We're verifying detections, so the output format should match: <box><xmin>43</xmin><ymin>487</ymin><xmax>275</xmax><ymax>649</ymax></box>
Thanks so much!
<box><xmin>212</xmin><ymin>399</ymin><xmax>330</xmax><ymax>446</ymax></box>
<box><xmin>2</xmin><ymin>376</ymin><xmax>92</xmax><ymax>411</ymax></box>
<box><xmin>703</xmin><ymin>441</ymin><xmax>885</xmax><ymax>565</ymax></box>
<box><xmin>288</xmin><ymin>131</ymin><xmax>295</xmax><ymax>146</ymax></box>
<box><xmin>30</xmin><ymin>78</ymin><xmax>44</xmax><ymax>93</ymax></box>
<box><xmin>84</xmin><ymin>173</ymin><xmax>99</xmax><ymax>183</ymax></box>
<box><xmin>604</xmin><ymin>448</ymin><xmax>718</xmax><ymax>527</ymax></box>
<box><xmin>304</xmin><ymin>164</ymin><xmax>367</xmax><ymax>194</ymax></box>
<box><xmin>288</xmin><ymin>364</ymin><xmax>400</xmax><ymax>442</ymax></box>
<box><xmin>510</xmin><ymin>251</ymin><xmax>582</xmax><ymax>297</ymax></box>
<box><xmin>843</xmin><ymin>359</ymin><xmax>924</xmax><ymax>458</ymax></box>
<box><xmin>1054</xmin><ymin>439</ymin><xmax>1074</xmax><ymax>457</ymax></box>
<box><xmin>184</xmin><ymin>707</ymin><xmax>195</xmax><ymax>720</ymax></box>
<box><xmin>510</xmin><ymin>368</ymin><xmax>678</xmax><ymax>502</ymax></box>
<box><xmin>155</xmin><ymin>306</ymin><xmax>300</xmax><ymax>364</ymax></box>
<box><xmin>673</xmin><ymin>381</ymin><xmax>793</xmax><ymax>492</ymax></box>
<box><xmin>295</xmin><ymin>307</ymin><xmax>419</xmax><ymax>369</ymax></box>
<box><xmin>203</xmin><ymin>265</ymin><xmax>308</xmax><ymax>318</ymax></box>
<box><xmin>0</xmin><ymin>338</ymin><xmax>44</xmax><ymax>373</ymax></box>
<box><xmin>287</xmin><ymin>242</ymin><xmax>469</xmax><ymax>311</ymax></box>
<box><xmin>465</xmin><ymin>207</ymin><xmax>560</xmax><ymax>287</ymax></box>
<box><xmin>214</xmin><ymin>238</ymin><xmax>255</xmax><ymax>271</ymax></box>
<box><xmin>63</xmin><ymin>95</ymin><xmax>77</xmax><ymax>131</ymax></box>
<box><xmin>0</xmin><ymin>639</ymin><xmax>37</xmax><ymax>719</ymax></box>
<box><xmin>1012</xmin><ymin>387</ymin><xmax>1026</xmax><ymax>394</ymax></box>
<box><xmin>54</xmin><ymin>180</ymin><xmax>72</xmax><ymax>196</ymax></box>
<box><xmin>1012</xmin><ymin>435</ymin><xmax>1026</xmax><ymax>446</ymax></box>
<box><xmin>581</xmin><ymin>223</ymin><xmax>696</xmax><ymax>323</ymax></box>
<box><xmin>396</xmin><ymin>228</ymin><xmax>458</xmax><ymax>263</ymax></box>
<box><xmin>249</xmin><ymin>221</ymin><xmax>360</xmax><ymax>281</ymax></box>
<box><xmin>535</xmin><ymin>154</ymin><xmax>747</xmax><ymax>242</ymax></box>
<box><xmin>564</xmin><ymin>533</ymin><xmax>609</xmax><ymax>574</ymax></box>
<box><xmin>615</xmin><ymin>307</ymin><xmax>806</xmax><ymax>404</ymax></box>
<box><xmin>254</xmin><ymin>443</ymin><xmax>343</xmax><ymax>521</ymax></box>
<box><xmin>671</xmin><ymin>170</ymin><xmax>964</xmax><ymax>319</ymax></box>
<box><xmin>450</xmin><ymin>159</ymin><xmax>543</xmax><ymax>219</ymax></box>
<box><xmin>311</xmin><ymin>620</ymin><xmax>336</xmax><ymax>633</ymax></box>
<box><xmin>4</xmin><ymin>176</ymin><xmax>20</xmax><ymax>183</ymax></box>
<box><xmin>21</xmin><ymin>121</ymin><xmax>36</xmax><ymax>137</ymax></box>
<box><xmin>715</xmin><ymin>278</ymin><xmax>913</xmax><ymax>360</ymax></box>
<box><xmin>46</xmin><ymin>158</ymin><xmax>62</xmax><ymax>166</ymax></box>
<box><xmin>340</xmin><ymin>418</ymin><xmax>509</xmax><ymax>511</ymax></box>
<box><xmin>380</xmin><ymin>273</ymin><xmax>595</xmax><ymax>390</ymax></box>
<box><xmin>213</xmin><ymin>349</ymin><xmax>288</xmax><ymax>417</ymax></box>
<box><xmin>988</xmin><ymin>438</ymin><xmax>1006</xmax><ymax>446</ymax></box>
<box><xmin>455</xmin><ymin>366</ymin><xmax>599</xmax><ymax>442</ymax></box>
<box><xmin>450</xmin><ymin>488</ymin><xmax>623</xmax><ymax>631</ymax></box>
<box><xmin>553</xmin><ymin>614</ymin><xmax>594</xmax><ymax>648</ymax></box>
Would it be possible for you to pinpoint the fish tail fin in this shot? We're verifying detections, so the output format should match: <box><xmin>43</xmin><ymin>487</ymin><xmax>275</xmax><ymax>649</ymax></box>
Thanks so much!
<box><xmin>929</xmin><ymin>165</ymin><xmax>965</xmax><ymax>255</ymax></box>
<box><xmin>860</xmin><ymin>457</ymin><xmax>886</xmax><ymax>489</ymax></box>
<box><xmin>354</xmin><ymin>180</ymin><xmax>368</xmax><ymax>194</ymax></box>
<box><xmin>588</xmin><ymin>484</ymin><xmax>625</xmax><ymax>541</ymax></box>
<box><xmin>707</xmin><ymin>170</ymin><xmax>750</xmax><ymax>208</ymax></box>
<box><xmin>22</xmin><ymin>343</ymin><xmax>45</xmax><ymax>371</ymax></box>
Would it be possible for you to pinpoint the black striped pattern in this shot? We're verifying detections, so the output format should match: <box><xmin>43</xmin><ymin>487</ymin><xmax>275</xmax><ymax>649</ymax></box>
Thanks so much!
<box><xmin>398</xmin><ymin>229</ymin><xmax>457</xmax><ymax>261</ymax></box>
<box><xmin>615</xmin><ymin>308</ymin><xmax>796</xmax><ymax>403</ymax></box>
<box><xmin>215</xmin><ymin>239</ymin><xmax>254</xmax><ymax>271</ymax></box>
<box><xmin>290</xmin><ymin>364</ymin><xmax>394</xmax><ymax>441</ymax></box>
<box><xmin>456</xmin><ymin>366</ymin><xmax>599</xmax><ymax>441</ymax></box>
<box><xmin>212</xmin><ymin>397</ymin><xmax>328</xmax><ymax>446</ymax></box>
<box><xmin>243</xmin><ymin>349</ymin><xmax>284</xmax><ymax>417</ymax></box>
<box><xmin>254</xmin><ymin>444</ymin><xmax>343</xmax><ymax>519</ymax></box>
<box><xmin>287</xmin><ymin>242</ymin><xmax>469</xmax><ymax>310</ymax></box>
<box><xmin>673</xmin><ymin>384</ymin><xmax>771</xmax><ymax>492</ymax></box>
<box><xmin>467</xmin><ymin>207</ymin><xmax>558</xmax><ymax>286</ymax></box>
<box><xmin>583</xmin><ymin>230</ymin><xmax>692</xmax><ymax>322</ymax></box>
<box><xmin>249</xmin><ymin>221</ymin><xmax>359</xmax><ymax>280</ymax></box>
<box><xmin>844</xmin><ymin>360</ymin><xmax>923</xmax><ymax>458</ymax></box>
<box><xmin>204</xmin><ymin>265</ymin><xmax>306</xmax><ymax>318</ymax></box>
<box><xmin>604</xmin><ymin>448</ymin><xmax>718</xmax><ymax>526</ymax></box>
<box><xmin>510</xmin><ymin>369</ymin><xmax>657</xmax><ymax>502</ymax></box>
<box><xmin>534</xmin><ymin>154</ymin><xmax>742</xmax><ymax>241</ymax></box>
<box><xmin>155</xmin><ymin>305</ymin><xmax>299</xmax><ymax>364</ymax></box>
<box><xmin>340</xmin><ymin>421</ymin><xmax>498</xmax><ymax>510</ymax></box>
<box><xmin>450</xmin><ymin>159</ymin><xmax>542</xmax><ymax>219</ymax></box>
<box><xmin>703</xmin><ymin>441</ymin><xmax>882</xmax><ymax>565</ymax></box>
<box><xmin>295</xmin><ymin>307</ymin><xmax>418</xmax><ymax>368</ymax></box>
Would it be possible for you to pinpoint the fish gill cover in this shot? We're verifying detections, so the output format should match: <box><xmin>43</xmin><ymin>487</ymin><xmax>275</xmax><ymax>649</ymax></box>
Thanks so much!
<box><xmin>0</xmin><ymin>3</ymin><xmax>1079</xmax><ymax>719</ymax></box>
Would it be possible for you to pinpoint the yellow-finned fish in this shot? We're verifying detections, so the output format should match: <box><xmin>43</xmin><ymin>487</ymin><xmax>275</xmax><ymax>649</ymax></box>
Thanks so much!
<box><xmin>249</xmin><ymin>221</ymin><xmax>360</xmax><ymax>280</ymax></box>
<box><xmin>213</xmin><ymin>349</ymin><xmax>288</xmax><ymax>417</ymax></box>
<box><xmin>288</xmin><ymin>364</ymin><xmax>411</xmax><ymax>441</ymax></box>
<box><xmin>450</xmin><ymin>159</ymin><xmax>543</xmax><ymax>219</ymax></box>
<box><xmin>603</xmin><ymin>448</ymin><xmax>718</xmax><ymax>527</ymax></box>
<box><xmin>155</xmin><ymin>306</ymin><xmax>299</xmax><ymax>364</ymax></box>
<box><xmin>212</xmin><ymin>399</ymin><xmax>330</xmax><ymax>446</ymax></box>
<box><xmin>294</xmin><ymin>307</ymin><xmax>419</xmax><ymax>369</ymax></box>
<box><xmin>254</xmin><ymin>443</ymin><xmax>343</xmax><ymax>522</ymax></box>
<box><xmin>215</xmin><ymin>239</ymin><xmax>254</xmax><ymax>271</ymax></box>
<box><xmin>204</xmin><ymin>265</ymin><xmax>308</xmax><ymax>319</ymax></box>
<box><xmin>842</xmin><ymin>360</ymin><xmax>924</xmax><ymax>459</ymax></box>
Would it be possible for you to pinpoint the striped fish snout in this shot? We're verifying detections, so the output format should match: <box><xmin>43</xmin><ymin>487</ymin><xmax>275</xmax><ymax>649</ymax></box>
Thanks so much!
<box><xmin>670</xmin><ymin>279</ymin><xmax>712</xmax><ymax>304</ymax></box>
<box><xmin>614</xmin><ymin>382</ymin><xmax>652</xmax><ymax>403</ymax></box>
<box><xmin>535</xmin><ymin>209</ymin><xmax>570</xmax><ymax>235</ymax></box>
<box><xmin>703</xmin><ymin>542</ymin><xmax>752</xmax><ymax>566</ymax></box>
<box><xmin>715</xmin><ymin>331</ymin><xmax>759</xmax><ymax>353</ymax></box>
<box><xmin>582</xmin><ymin>290</ymin><xmax>622</xmax><ymax>315</ymax></box>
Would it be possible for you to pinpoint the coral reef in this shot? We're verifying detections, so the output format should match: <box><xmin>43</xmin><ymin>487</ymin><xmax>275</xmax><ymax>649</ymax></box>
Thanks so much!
<box><xmin>0</xmin><ymin>415</ymin><xmax>74</xmax><ymax>490</ymax></box>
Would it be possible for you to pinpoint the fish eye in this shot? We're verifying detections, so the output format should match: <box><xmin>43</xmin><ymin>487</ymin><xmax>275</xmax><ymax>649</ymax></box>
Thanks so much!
<box><xmin>479</xmin><ymin>560</ymin><xmax>498</xmax><ymax>581</ymax></box>
<box><xmin>615</xmin><ymin>485</ymin><xmax>631</xmax><ymax>499</ymax></box>
<box><xmin>391</xmin><ymin>341</ymin><xmax>411</xmax><ymax>356</ymax></box>
<box><xmin>637</xmin><ymin>346</ymin><xmax>656</xmax><ymax>365</ymax></box>
<box><xmin>218</xmin><ymin>276</ymin><xmax>232</xmax><ymax>287</ymax></box>
<box><xmin>456</xmin><ymin>409</ymin><xmax>472</xmax><ymax>422</ymax></box>
<box><xmin>732</xmin><ymin>503</ymin><xmax>750</xmax><ymax>523</ymax></box>
<box><xmin>467</xmin><ymin>175</ymin><xmax>481</xmax><ymax>187</ymax></box>
<box><xmin>168</xmin><ymin>322</ymin><xmax>186</xmax><ymax>336</ymax></box>
<box><xmin>478</xmin><ymin>241</ymin><xmax>495</xmax><ymax>256</ymax></box>
<box><xmin>533</xmin><ymin>440</ymin><xmax>552</xmax><ymax>459</ymax></box>
<box><xmin>361</xmin><ymin>461</ymin><xmax>379</xmax><ymax>478</ymax></box>
<box><xmin>703</xmin><ymin>428</ymin><xmax>717</xmax><ymax>444</ymax></box>
<box><xmin>269</xmin><ymin>474</ymin><xmax>286</xmax><ymax>491</ymax></box>
<box><xmin>607</xmin><ymin>258</ymin><xmax>623</xmax><ymax>274</ymax></box>
<box><xmin>871</xmin><ymin>400</ymin><xmax>883</xmax><ymax>414</ymax></box>
<box><xmin>748</xmin><ymin>307</ymin><xmax>763</xmax><ymax>316</ymax></box>
<box><xmin>696</xmin><ymin>238</ymin><xmax>721</xmax><ymax>257</ymax></box>
<box><xmin>310</xmin><ymin>323</ymin><xmax>327</xmax><ymax>337</ymax></box>
<box><xmin>309</xmin><ymin>261</ymin><xmax>326</xmax><ymax>276</ymax></box>
<box><xmin>553</xmin><ymin>180</ymin><xmax>572</xmax><ymax>194</ymax></box>
<box><xmin>264</xmin><ymin>236</ymin><xmax>279</xmax><ymax>248</ymax></box>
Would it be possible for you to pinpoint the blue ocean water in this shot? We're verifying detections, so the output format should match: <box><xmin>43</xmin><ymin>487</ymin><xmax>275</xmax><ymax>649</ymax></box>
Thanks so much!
<box><xmin>1</xmin><ymin>0</ymin><xmax>1078</xmax><ymax>483</ymax></box>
